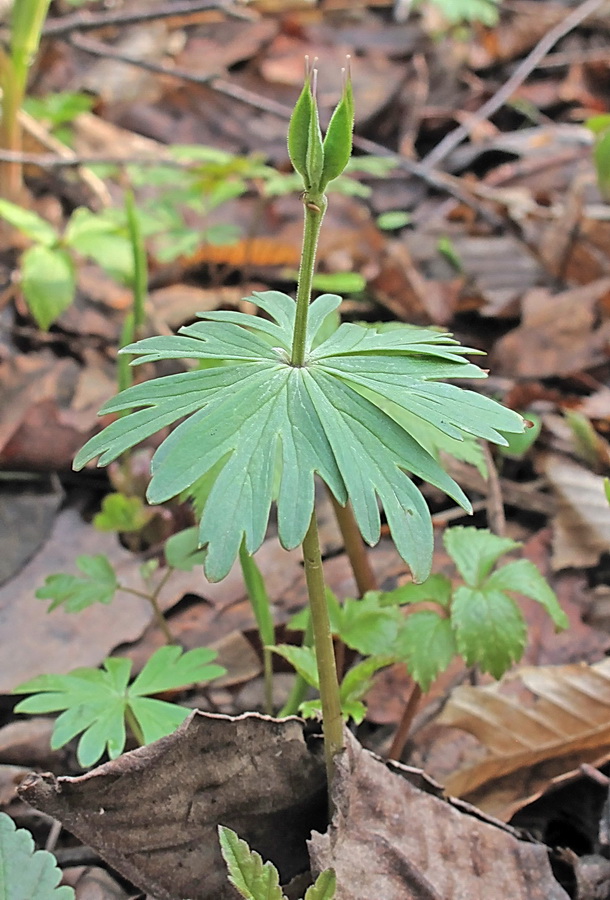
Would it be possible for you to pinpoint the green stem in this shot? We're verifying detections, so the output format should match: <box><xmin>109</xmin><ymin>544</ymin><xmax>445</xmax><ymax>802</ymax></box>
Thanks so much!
<box><xmin>302</xmin><ymin>511</ymin><xmax>344</xmax><ymax>786</ymax></box>
<box><xmin>119</xmin><ymin>568</ymin><xmax>175</xmax><ymax>645</ymax></box>
<box><xmin>239</xmin><ymin>541</ymin><xmax>275</xmax><ymax>715</ymax></box>
<box><xmin>290</xmin><ymin>195</ymin><xmax>327</xmax><ymax>366</ymax></box>
<box><xmin>125</xmin><ymin>705</ymin><xmax>145</xmax><ymax>746</ymax></box>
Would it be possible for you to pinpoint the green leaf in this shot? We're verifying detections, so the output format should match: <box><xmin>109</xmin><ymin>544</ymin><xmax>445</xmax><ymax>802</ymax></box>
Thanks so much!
<box><xmin>420</xmin><ymin>0</ymin><xmax>500</xmax><ymax>25</ymax></box>
<box><xmin>0</xmin><ymin>812</ymin><xmax>74</xmax><ymax>900</ymax></box>
<box><xmin>485</xmin><ymin>559</ymin><xmax>568</xmax><ymax>630</ymax></box>
<box><xmin>218</xmin><ymin>826</ymin><xmax>284</xmax><ymax>900</ymax></box>
<box><xmin>21</xmin><ymin>245</ymin><xmax>75</xmax><ymax>330</ymax></box>
<box><xmin>385</xmin><ymin>573</ymin><xmax>453</xmax><ymax>610</ymax></box>
<box><xmin>239</xmin><ymin>542</ymin><xmax>275</xmax><ymax>647</ymax></box>
<box><xmin>93</xmin><ymin>492</ymin><xmax>152</xmax><ymax>532</ymax></box>
<box><xmin>129</xmin><ymin>645</ymin><xmax>224</xmax><ymax>696</ymax></box>
<box><xmin>320</xmin><ymin>71</ymin><xmax>354</xmax><ymax>189</ymax></box>
<box><xmin>498</xmin><ymin>412</ymin><xmax>541</xmax><ymax>459</ymax></box>
<box><xmin>451</xmin><ymin>585</ymin><xmax>527</xmax><ymax>679</ymax></box>
<box><xmin>338</xmin><ymin>592</ymin><xmax>402</xmax><ymax>656</ymax></box>
<box><xmin>164</xmin><ymin>527</ymin><xmax>207</xmax><ymax>571</ymax></box>
<box><xmin>304</xmin><ymin>869</ymin><xmax>336</xmax><ymax>900</ymax></box>
<box><xmin>586</xmin><ymin>114</ymin><xmax>610</xmax><ymax>136</ymax></box>
<box><xmin>339</xmin><ymin>655</ymin><xmax>394</xmax><ymax>722</ymax></box>
<box><xmin>377</xmin><ymin>211</ymin><xmax>411</xmax><ymax>231</ymax></box>
<box><xmin>36</xmin><ymin>554</ymin><xmax>118</xmax><ymax>613</ymax></box>
<box><xmin>444</xmin><ymin>526</ymin><xmax>519</xmax><ymax>587</ymax></box>
<box><xmin>594</xmin><ymin>129</ymin><xmax>610</xmax><ymax>200</ymax></box>
<box><xmin>13</xmin><ymin>647</ymin><xmax>224</xmax><ymax>767</ymax></box>
<box><xmin>395</xmin><ymin>611</ymin><xmax>457</xmax><ymax>691</ymax></box>
<box><xmin>64</xmin><ymin>207</ymin><xmax>133</xmax><ymax>282</ymax></box>
<box><xmin>310</xmin><ymin>272</ymin><xmax>365</xmax><ymax>293</ymax></box>
<box><xmin>605</xmin><ymin>477</ymin><xmax>610</xmax><ymax>505</ymax></box>
<box><xmin>74</xmin><ymin>291</ymin><xmax>523</xmax><ymax>583</ymax></box>
<box><xmin>0</xmin><ymin>198</ymin><xmax>58</xmax><ymax>246</ymax></box>
<box><xmin>271</xmin><ymin>645</ymin><xmax>319</xmax><ymax>689</ymax></box>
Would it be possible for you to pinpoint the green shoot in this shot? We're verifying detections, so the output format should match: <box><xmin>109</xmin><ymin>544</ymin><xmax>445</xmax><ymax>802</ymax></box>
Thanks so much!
<box><xmin>218</xmin><ymin>826</ymin><xmax>336</xmax><ymax>900</ymax></box>
<box><xmin>13</xmin><ymin>646</ymin><xmax>225</xmax><ymax>767</ymax></box>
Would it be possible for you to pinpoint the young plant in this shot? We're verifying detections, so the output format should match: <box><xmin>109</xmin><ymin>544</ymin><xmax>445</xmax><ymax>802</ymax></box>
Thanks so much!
<box><xmin>72</xmin><ymin>63</ymin><xmax>526</xmax><ymax>788</ymax></box>
<box><xmin>0</xmin><ymin>0</ymin><xmax>51</xmax><ymax>202</ymax></box>
<box><xmin>277</xmin><ymin>526</ymin><xmax>567</xmax><ymax>727</ymax></box>
<box><xmin>0</xmin><ymin>812</ymin><xmax>74</xmax><ymax>899</ymax></box>
<box><xmin>0</xmin><ymin>198</ymin><xmax>132</xmax><ymax>329</ymax></box>
<box><xmin>34</xmin><ymin>524</ymin><xmax>210</xmax><ymax>644</ymax></box>
<box><xmin>13</xmin><ymin>645</ymin><xmax>225</xmax><ymax>767</ymax></box>
<box><xmin>218</xmin><ymin>826</ymin><xmax>336</xmax><ymax>900</ymax></box>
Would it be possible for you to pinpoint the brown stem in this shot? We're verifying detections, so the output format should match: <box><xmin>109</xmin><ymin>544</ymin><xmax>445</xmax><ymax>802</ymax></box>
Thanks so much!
<box><xmin>387</xmin><ymin>680</ymin><xmax>422</xmax><ymax>762</ymax></box>
<box><xmin>329</xmin><ymin>493</ymin><xmax>377</xmax><ymax>595</ymax></box>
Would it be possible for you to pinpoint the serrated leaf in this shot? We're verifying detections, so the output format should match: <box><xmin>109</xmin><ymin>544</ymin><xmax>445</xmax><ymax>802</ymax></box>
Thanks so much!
<box><xmin>422</xmin><ymin>0</ymin><xmax>500</xmax><ymax>25</ymax></box>
<box><xmin>452</xmin><ymin>586</ymin><xmax>527</xmax><ymax>679</ymax></box>
<box><xmin>304</xmin><ymin>868</ymin><xmax>336</xmax><ymax>900</ymax></box>
<box><xmin>74</xmin><ymin>291</ymin><xmax>523</xmax><ymax>583</ymax></box>
<box><xmin>394</xmin><ymin>611</ymin><xmax>457</xmax><ymax>691</ymax></box>
<box><xmin>384</xmin><ymin>573</ymin><xmax>453</xmax><ymax>610</ymax></box>
<box><xmin>164</xmin><ymin>527</ymin><xmax>207</xmax><ymax>571</ymax></box>
<box><xmin>338</xmin><ymin>593</ymin><xmax>402</xmax><ymax>655</ymax></box>
<box><xmin>93</xmin><ymin>492</ymin><xmax>152</xmax><ymax>532</ymax></box>
<box><xmin>485</xmin><ymin>559</ymin><xmax>568</xmax><ymax>630</ymax></box>
<box><xmin>0</xmin><ymin>812</ymin><xmax>75</xmax><ymax>900</ymax></box>
<box><xmin>36</xmin><ymin>554</ymin><xmax>118</xmax><ymax>612</ymax></box>
<box><xmin>13</xmin><ymin>647</ymin><xmax>224</xmax><ymax>767</ymax></box>
<box><xmin>218</xmin><ymin>826</ymin><xmax>285</xmax><ymax>900</ymax></box>
<box><xmin>0</xmin><ymin>198</ymin><xmax>58</xmax><ymax>246</ymax></box>
<box><xmin>339</xmin><ymin>655</ymin><xmax>394</xmax><ymax>710</ymax></box>
<box><xmin>271</xmin><ymin>645</ymin><xmax>319</xmax><ymax>689</ymax></box>
<box><xmin>444</xmin><ymin>526</ymin><xmax>520</xmax><ymax>587</ymax></box>
<box><xmin>22</xmin><ymin>245</ymin><xmax>75</xmax><ymax>330</ymax></box>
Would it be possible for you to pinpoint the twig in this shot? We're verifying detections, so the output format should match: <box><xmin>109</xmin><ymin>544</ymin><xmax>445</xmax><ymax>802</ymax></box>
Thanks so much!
<box><xmin>67</xmin><ymin>34</ymin><xmax>505</xmax><ymax>223</ymax></box>
<box><xmin>42</xmin><ymin>0</ymin><xmax>248</xmax><ymax>37</ymax></box>
<box><xmin>482</xmin><ymin>442</ymin><xmax>506</xmax><ymax>537</ymax></box>
<box><xmin>419</xmin><ymin>0</ymin><xmax>607</xmax><ymax>172</ymax></box>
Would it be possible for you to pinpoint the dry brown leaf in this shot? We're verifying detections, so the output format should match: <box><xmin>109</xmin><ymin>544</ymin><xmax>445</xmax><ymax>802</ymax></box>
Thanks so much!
<box><xmin>19</xmin><ymin>712</ymin><xmax>328</xmax><ymax>900</ymax></box>
<box><xmin>19</xmin><ymin>717</ymin><xmax>569</xmax><ymax>900</ymax></box>
<box><xmin>541</xmin><ymin>454</ymin><xmax>610</xmax><ymax>570</ymax></box>
<box><xmin>491</xmin><ymin>279</ymin><xmax>610</xmax><ymax>379</ymax></box>
<box><xmin>434</xmin><ymin>658</ymin><xmax>610</xmax><ymax>820</ymax></box>
<box><xmin>309</xmin><ymin>731</ymin><xmax>568</xmax><ymax>900</ymax></box>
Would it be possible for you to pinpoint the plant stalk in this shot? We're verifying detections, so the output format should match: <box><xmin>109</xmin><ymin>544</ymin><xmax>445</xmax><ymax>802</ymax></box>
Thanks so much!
<box><xmin>125</xmin><ymin>705</ymin><xmax>145</xmax><ymax>746</ymax></box>
<box><xmin>302</xmin><ymin>512</ymin><xmax>344</xmax><ymax>785</ymax></box>
<box><xmin>290</xmin><ymin>195</ymin><xmax>327</xmax><ymax>366</ymax></box>
<box><xmin>329</xmin><ymin>493</ymin><xmax>377</xmax><ymax>596</ymax></box>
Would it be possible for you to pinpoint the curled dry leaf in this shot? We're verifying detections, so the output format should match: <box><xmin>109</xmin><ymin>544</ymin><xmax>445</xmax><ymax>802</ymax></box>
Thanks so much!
<box><xmin>20</xmin><ymin>716</ymin><xmax>569</xmax><ymax>900</ymax></box>
<box><xmin>19</xmin><ymin>712</ymin><xmax>328</xmax><ymax>900</ymax></box>
<box><xmin>435</xmin><ymin>658</ymin><xmax>610</xmax><ymax>820</ymax></box>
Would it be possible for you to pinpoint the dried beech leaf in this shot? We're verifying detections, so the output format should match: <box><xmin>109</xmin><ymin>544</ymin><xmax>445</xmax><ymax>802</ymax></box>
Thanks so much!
<box><xmin>19</xmin><ymin>712</ymin><xmax>327</xmax><ymax>900</ymax></box>
<box><xmin>541</xmin><ymin>455</ymin><xmax>610</xmax><ymax>570</ymax></box>
<box><xmin>309</xmin><ymin>731</ymin><xmax>568</xmax><ymax>900</ymax></box>
<box><xmin>435</xmin><ymin>658</ymin><xmax>610</xmax><ymax>819</ymax></box>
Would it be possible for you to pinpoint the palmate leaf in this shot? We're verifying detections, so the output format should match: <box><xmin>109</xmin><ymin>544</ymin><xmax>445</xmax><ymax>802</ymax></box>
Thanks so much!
<box><xmin>74</xmin><ymin>291</ymin><xmax>524</xmax><ymax>583</ymax></box>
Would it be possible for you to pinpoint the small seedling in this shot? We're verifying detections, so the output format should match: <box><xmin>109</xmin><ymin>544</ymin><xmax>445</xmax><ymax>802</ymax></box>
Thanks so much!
<box><xmin>279</xmin><ymin>526</ymin><xmax>567</xmax><ymax>721</ymax></box>
<box><xmin>13</xmin><ymin>645</ymin><xmax>225</xmax><ymax>767</ymax></box>
<box><xmin>586</xmin><ymin>114</ymin><xmax>610</xmax><ymax>201</ymax></box>
<box><xmin>0</xmin><ymin>198</ymin><xmax>133</xmax><ymax>329</ymax></box>
<box><xmin>0</xmin><ymin>812</ymin><xmax>74</xmax><ymax>899</ymax></box>
<box><xmin>218</xmin><ymin>826</ymin><xmax>336</xmax><ymax>900</ymax></box>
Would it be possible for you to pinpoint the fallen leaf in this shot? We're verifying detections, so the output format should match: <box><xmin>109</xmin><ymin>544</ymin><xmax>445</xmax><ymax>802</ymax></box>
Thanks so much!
<box><xmin>308</xmin><ymin>730</ymin><xmax>569</xmax><ymax>900</ymax></box>
<box><xmin>492</xmin><ymin>279</ymin><xmax>610</xmax><ymax>378</ymax></box>
<box><xmin>541</xmin><ymin>454</ymin><xmax>610</xmax><ymax>569</ymax></box>
<box><xmin>434</xmin><ymin>658</ymin><xmax>610</xmax><ymax>820</ymax></box>
<box><xmin>19</xmin><ymin>712</ymin><xmax>328</xmax><ymax>900</ymax></box>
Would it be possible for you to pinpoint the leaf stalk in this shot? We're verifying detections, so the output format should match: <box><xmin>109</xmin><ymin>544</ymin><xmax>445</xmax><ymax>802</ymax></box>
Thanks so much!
<box><xmin>290</xmin><ymin>195</ymin><xmax>327</xmax><ymax>366</ymax></box>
